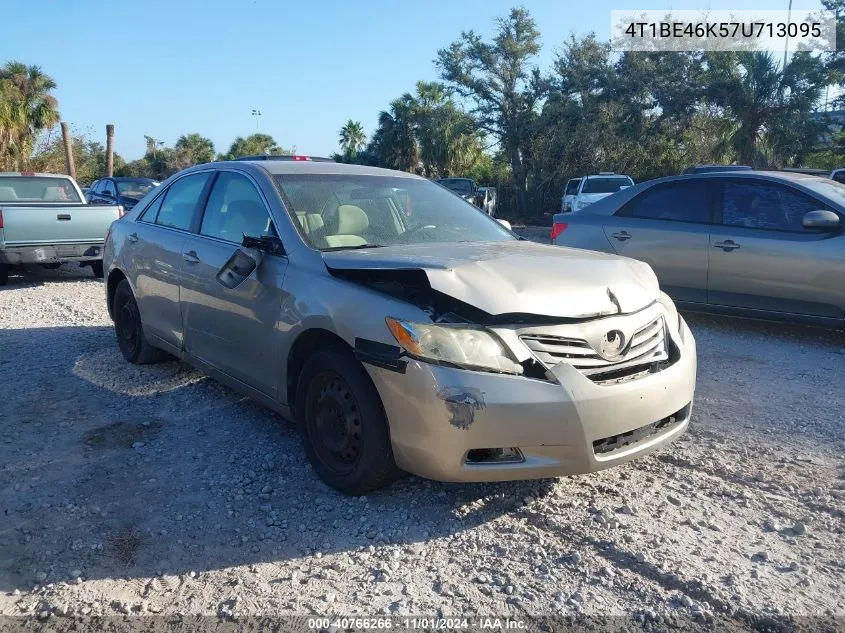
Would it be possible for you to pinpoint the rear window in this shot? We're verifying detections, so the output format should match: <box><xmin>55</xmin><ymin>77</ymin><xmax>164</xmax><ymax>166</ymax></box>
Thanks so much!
<box><xmin>0</xmin><ymin>176</ymin><xmax>81</xmax><ymax>203</ymax></box>
<box><xmin>581</xmin><ymin>177</ymin><xmax>632</xmax><ymax>194</ymax></box>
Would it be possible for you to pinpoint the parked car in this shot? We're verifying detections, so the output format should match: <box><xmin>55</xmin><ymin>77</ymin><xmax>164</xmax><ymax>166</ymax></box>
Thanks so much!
<box><xmin>87</xmin><ymin>177</ymin><xmax>159</xmax><ymax>213</ymax></box>
<box><xmin>561</xmin><ymin>177</ymin><xmax>582</xmax><ymax>212</ymax></box>
<box><xmin>103</xmin><ymin>158</ymin><xmax>696</xmax><ymax>495</ymax></box>
<box><xmin>571</xmin><ymin>173</ymin><xmax>634</xmax><ymax>212</ymax></box>
<box><xmin>0</xmin><ymin>172</ymin><xmax>123</xmax><ymax>284</ymax></box>
<box><xmin>552</xmin><ymin>171</ymin><xmax>845</xmax><ymax>327</ymax></box>
<box><xmin>829</xmin><ymin>167</ymin><xmax>845</xmax><ymax>184</ymax></box>
<box><xmin>436</xmin><ymin>177</ymin><xmax>482</xmax><ymax>207</ymax></box>
<box><xmin>477</xmin><ymin>186</ymin><xmax>497</xmax><ymax>216</ymax></box>
<box><xmin>682</xmin><ymin>164</ymin><xmax>752</xmax><ymax>174</ymax></box>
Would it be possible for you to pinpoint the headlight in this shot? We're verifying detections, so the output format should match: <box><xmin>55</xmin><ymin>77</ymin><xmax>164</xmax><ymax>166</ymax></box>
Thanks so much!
<box><xmin>385</xmin><ymin>318</ymin><xmax>523</xmax><ymax>375</ymax></box>
<box><xmin>658</xmin><ymin>291</ymin><xmax>684</xmax><ymax>342</ymax></box>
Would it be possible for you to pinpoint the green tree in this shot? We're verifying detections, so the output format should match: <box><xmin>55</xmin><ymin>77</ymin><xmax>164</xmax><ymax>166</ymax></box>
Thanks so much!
<box><xmin>31</xmin><ymin>130</ymin><xmax>125</xmax><ymax>184</ymax></box>
<box><xmin>369</xmin><ymin>96</ymin><xmax>420</xmax><ymax>172</ymax></box>
<box><xmin>706</xmin><ymin>51</ymin><xmax>826</xmax><ymax>167</ymax></box>
<box><xmin>338</xmin><ymin>120</ymin><xmax>366</xmax><ymax>160</ymax></box>
<box><xmin>436</xmin><ymin>7</ymin><xmax>543</xmax><ymax>214</ymax></box>
<box><xmin>0</xmin><ymin>61</ymin><xmax>60</xmax><ymax>170</ymax></box>
<box><xmin>222</xmin><ymin>133</ymin><xmax>290</xmax><ymax>160</ymax></box>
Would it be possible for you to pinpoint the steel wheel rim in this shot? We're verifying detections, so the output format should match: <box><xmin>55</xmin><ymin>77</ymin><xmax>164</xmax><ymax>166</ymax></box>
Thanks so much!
<box><xmin>306</xmin><ymin>371</ymin><xmax>363</xmax><ymax>475</ymax></box>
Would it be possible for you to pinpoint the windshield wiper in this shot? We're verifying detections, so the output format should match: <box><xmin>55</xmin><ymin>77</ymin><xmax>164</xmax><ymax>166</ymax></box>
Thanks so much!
<box><xmin>323</xmin><ymin>243</ymin><xmax>385</xmax><ymax>251</ymax></box>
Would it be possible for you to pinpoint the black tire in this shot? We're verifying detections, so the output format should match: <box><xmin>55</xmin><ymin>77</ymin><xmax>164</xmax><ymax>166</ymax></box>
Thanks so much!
<box><xmin>296</xmin><ymin>349</ymin><xmax>401</xmax><ymax>495</ymax></box>
<box><xmin>0</xmin><ymin>264</ymin><xmax>7</xmax><ymax>286</ymax></box>
<box><xmin>40</xmin><ymin>263</ymin><xmax>62</xmax><ymax>270</ymax></box>
<box><xmin>112</xmin><ymin>279</ymin><xmax>168</xmax><ymax>364</ymax></box>
<box><xmin>90</xmin><ymin>260</ymin><xmax>104</xmax><ymax>279</ymax></box>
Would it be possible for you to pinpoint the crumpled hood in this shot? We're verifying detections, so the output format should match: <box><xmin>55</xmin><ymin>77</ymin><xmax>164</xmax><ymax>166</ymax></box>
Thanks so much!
<box><xmin>322</xmin><ymin>241</ymin><xmax>660</xmax><ymax>318</ymax></box>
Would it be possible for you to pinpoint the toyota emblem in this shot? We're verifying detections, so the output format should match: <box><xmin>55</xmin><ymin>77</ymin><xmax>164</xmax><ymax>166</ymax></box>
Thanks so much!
<box><xmin>598</xmin><ymin>329</ymin><xmax>627</xmax><ymax>361</ymax></box>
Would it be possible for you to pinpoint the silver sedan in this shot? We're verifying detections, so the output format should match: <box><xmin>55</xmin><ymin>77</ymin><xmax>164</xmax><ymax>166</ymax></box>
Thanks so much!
<box><xmin>103</xmin><ymin>158</ymin><xmax>696</xmax><ymax>495</ymax></box>
<box><xmin>553</xmin><ymin>171</ymin><xmax>845</xmax><ymax>327</ymax></box>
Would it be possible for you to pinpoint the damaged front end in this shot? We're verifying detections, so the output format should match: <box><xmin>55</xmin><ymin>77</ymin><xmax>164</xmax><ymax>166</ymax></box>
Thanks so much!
<box><xmin>329</xmin><ymin>266</ymin><xmax>552</xmax><ymax>381</ymax></box>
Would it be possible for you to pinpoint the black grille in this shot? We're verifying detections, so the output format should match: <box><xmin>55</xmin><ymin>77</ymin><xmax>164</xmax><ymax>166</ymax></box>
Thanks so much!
<box><xmin>592</xmin><ymin>403</ymin><xmax>691</xmax><ymax>455</ymax></box>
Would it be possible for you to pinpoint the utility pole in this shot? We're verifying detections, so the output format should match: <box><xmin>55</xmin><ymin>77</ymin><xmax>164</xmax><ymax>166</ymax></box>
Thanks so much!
<box><xmin>106</xmin><ymin>124</ymin><xmax>115</xmax><ymax>177</ymax></box>
<box><xmin>251</xmin><ymin>109</ymin><xmax>261</xmax><ymax>132</ymax></box>
<box><xmin>783</xmin><ymin>0</ymin><xmax>793</xmax><ymax>70</ymax></box>
<box><xmin>60</xmin><ymin>122</ymin><xmax>76</xmax><ymax>180</ymax></box>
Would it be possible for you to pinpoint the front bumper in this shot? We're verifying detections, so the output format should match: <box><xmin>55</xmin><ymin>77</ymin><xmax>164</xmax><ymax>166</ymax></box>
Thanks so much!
<box><xmin>0</xmin><ymin>243</ymin><xmax>103</xmax><ymax>265</ymax></box>
<box><xmin>368</xmin><ymin>317</ymin><xmax>696</xmax><ymax>483</ymax></box>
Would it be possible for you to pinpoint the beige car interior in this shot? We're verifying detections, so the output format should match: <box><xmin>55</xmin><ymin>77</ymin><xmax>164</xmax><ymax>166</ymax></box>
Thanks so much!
<box><xmin>294</xmin><ymin>203</ymin><xmax>371</xmax><ymax>248</ymax></box>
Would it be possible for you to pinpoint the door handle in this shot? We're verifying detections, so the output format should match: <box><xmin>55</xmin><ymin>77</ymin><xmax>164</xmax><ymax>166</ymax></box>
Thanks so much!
<box><xmin>57</xmin><ymin>214</ymin><xmax>71</xmax><ymax>221</ymax></box>
<box><xmin>714</xmin><ymin>240</ymin><xmax>740</xmax><ymax>252</ymax></box>
<box><xmin>126</xmin><ymin>232</ymin><xmax>138</xmax><ymax>243</ymax></box>
<box><xmin>611</xmin><ymin>231</ymin><xmax>631</xmax><ymax>241</ymax></box>
<box><xmin>183</xmin><ymin>250</ymin><xmax>200</xmax><ymax>264</ymax></box>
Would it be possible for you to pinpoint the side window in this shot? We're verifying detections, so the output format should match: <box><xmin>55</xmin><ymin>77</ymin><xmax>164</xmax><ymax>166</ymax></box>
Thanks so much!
<box><xmin>832</xmin><ymin>171</ymin><xmax>845</xmax><ymax>184</ymax></box>
<box><xmin>153</xmin><ymin>172</ymin><xmax>212</xmax><ymax>231</ymax></box>
<box><xmin>721</xmin><ymin>181</ymin><xmax>822</xmax><ymax>232</ymax></box>
<box><xmin>618</xmin><ymin>181</ymin><xmax>711</xmax><ymax>223</ymax></box>
<box><xmin>199</xmin><ymin>172</ymin><xmax>275</xmax><ymax>243</ymax></box>
<box><xmin>103</xmin><ymin>180</ymin><xmax>117</xmax><ymax>196</ymax></box>
<box><xmin>138</xmin><ymin>192</ymin><xmax>164</xmax><ymax>222</ymax></box>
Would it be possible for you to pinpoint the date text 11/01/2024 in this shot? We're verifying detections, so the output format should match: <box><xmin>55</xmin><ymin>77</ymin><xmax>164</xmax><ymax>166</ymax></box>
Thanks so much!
<box><xmin>307</xmin><ymin>618</ymin><xmax>527</xmax><ymax>630</ymax></box>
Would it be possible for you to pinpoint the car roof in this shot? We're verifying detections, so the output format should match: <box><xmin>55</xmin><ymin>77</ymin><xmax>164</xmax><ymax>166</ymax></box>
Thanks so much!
<box><xmin>220</xmin><ymin>160</ymin><xmax>422</xmax><ymax>179</ymax></box>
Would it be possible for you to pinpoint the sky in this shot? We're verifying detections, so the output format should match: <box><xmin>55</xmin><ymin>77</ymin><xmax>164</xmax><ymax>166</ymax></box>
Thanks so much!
<box><xmin>1</xmin><ymin>0</ymin><xmax>824</xmax><ymax>161</ymax></box>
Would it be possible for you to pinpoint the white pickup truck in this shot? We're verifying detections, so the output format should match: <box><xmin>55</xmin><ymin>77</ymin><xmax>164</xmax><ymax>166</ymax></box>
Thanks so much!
<box><xmin>0</xmin><ymin>173</ymin><xmax>123</xmax><ymax>285</ymax></box>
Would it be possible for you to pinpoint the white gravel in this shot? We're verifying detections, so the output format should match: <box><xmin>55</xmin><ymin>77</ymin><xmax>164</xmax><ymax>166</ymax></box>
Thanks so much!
<box><xmin>1</xmin><ymin>260</ymin><xmax>844</xmax><ymax>629</ymax></box>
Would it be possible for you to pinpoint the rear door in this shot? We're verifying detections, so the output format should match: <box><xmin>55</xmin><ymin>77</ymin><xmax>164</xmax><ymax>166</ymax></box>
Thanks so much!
<box><xmin>708</xmin><ymin>178</ymin><xmax>845</xmax><ymax>320</ymax></box>
<box><xmin>128</xmin><ymin>171</ymin><xmax>214</xmax><ymax>350</ymax></box>
<box><xmin>599</xmin><ymin>180</ymin><xmax>713</xmax><ymax>303</ymax></box>
<box><xmin>179</xmin><ymin>170</ymin><xmax>288</xmax><ymax>398</ymax></box>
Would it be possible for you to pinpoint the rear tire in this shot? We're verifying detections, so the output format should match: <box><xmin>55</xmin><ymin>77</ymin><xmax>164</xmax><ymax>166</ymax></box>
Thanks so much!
<box><xmin>296</xmin><ymin>348</ymin><xmax>401</xmax><ymax>495</ymax></box>
<box><xmin>112</xmin><ymin>279</ymin><xmax>168</xmax><ymax>364</ymax></box>
<box><xmin>91</xmin><ymin>260</ymin><xmax>104</xmax><ymax>279</ymax></box>
<box><xmin>0</xmin><ymin>264</ymin><xmax>7</xmax><ymax>286</ymax></box>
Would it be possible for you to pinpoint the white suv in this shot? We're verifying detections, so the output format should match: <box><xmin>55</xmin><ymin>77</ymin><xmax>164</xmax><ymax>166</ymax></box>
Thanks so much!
<box><xmin>571</xmin><ymin>173</ymin><xmax>634</xmax><ymax>212</ymax></box>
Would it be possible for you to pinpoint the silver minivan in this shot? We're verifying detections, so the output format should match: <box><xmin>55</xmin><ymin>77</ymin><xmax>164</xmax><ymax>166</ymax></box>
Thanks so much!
<box><xmin>103</xmin><ymin>158</ymin><xmax>696</xmax><ymax>494</ymax></box>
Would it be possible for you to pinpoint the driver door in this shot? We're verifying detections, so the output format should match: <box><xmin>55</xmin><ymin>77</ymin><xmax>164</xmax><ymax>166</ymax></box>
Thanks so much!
<box><xmin>179</xmin><ymin>170</ymin><xmax>289</xmax><ymax>398</ymax></box>
<box><xmin>707</xmin><ymin>179</ymin><xmax>845</xmax><ymax>320</ymax></box>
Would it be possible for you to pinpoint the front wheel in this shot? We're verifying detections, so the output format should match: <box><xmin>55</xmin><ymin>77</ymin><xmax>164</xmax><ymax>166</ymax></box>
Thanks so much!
<box><xmin>296</xmin><ymin>349</ymin><xmax>401</xmax><ymax>495</ymax></box>
<box><xmin>112</xmin><ymin>279</ymin><xmax>168</xmax><ymax>364</ymax></box>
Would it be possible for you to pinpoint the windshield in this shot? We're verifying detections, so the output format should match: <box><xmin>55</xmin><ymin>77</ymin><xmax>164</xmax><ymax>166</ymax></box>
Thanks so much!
<box><xmin>437</xmin><ymin>178</ymin><xmax>473</xmax><ymax>193</ymax></box>
<box><xmin>801</xmin><ymin>177</ymin><xmax>845</xmax><ymax>208</ymax></box>
<box><xmin>581</xmin><ymin>177</ymin><xmax>632</xmax><ymax>194</ymax></box>
<box><xmin>116</xmin><ymin>179</ymin><xmax>158</xmax><ymax>198</ymax></box>
<box><xmin>565</xmin><ymin>179</ymin><xmax>581</xmax><ymax>195</ymax></box>
<box><xmin>273</xmin><ymin>174</ymin><xmax>514</xmax><ymax>250</ymax></box>
<box><xmin>0</xmin><ymin>176</ymin><xmax>81</xmax><ymax>203</ymax></box>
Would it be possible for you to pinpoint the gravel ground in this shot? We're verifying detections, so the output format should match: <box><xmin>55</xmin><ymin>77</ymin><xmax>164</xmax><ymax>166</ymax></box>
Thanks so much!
<box><xmin>0</xmin><ymin>256</ymin><xmax>844</xmax><ymax>631</ymax></box>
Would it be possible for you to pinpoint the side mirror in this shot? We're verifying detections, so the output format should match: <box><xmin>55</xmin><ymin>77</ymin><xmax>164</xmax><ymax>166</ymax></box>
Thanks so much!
<box><xmin>242</xmin><ymin>234</ymin><xmax>284</xmax><ymax>255</ymax></box>
<box><xmin>216</xmin><ymin>248</ymin><xmax>262</xmax><ymax>289</ymax></box>
<box><xmin>497</xmin><ymin>219</ymin><xmax>512</xmax><ymax>231</ymax></box>
<box><xmin>802</xmin><ymin>209</ymin><xmax>841</xmax><ymax>230</ymax></box>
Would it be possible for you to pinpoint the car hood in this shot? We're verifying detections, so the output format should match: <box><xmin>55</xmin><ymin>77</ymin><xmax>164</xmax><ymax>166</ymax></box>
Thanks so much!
<box><xmin>321</xmin><ymin>241</ymin><xmax>659</xmax><ymax>318</ymax></box>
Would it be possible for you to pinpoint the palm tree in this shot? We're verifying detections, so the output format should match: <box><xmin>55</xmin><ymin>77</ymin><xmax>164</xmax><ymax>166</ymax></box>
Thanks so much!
<box><xmin>705</xmin><ymin>52</ymin><xmax>826</xmax><ymax>167</ymax></box>
<box><xmin>0</xmin><ymin>62</ymin><xmax>60</xmax><ymax>170</ymax></box>
<box><xmin>175</xmin><ymin>133</ymin><xmax>215</xmax><ymax>165</ymax></box>
<box><xmin>338</xmin><ymin>120</ymin><xmax>366</xmax><ymax>160</ymax></box>
<box><xmin>374</xmin><ymin>97</ymin><xmax>419</xmax><ymax>173</ymax></box>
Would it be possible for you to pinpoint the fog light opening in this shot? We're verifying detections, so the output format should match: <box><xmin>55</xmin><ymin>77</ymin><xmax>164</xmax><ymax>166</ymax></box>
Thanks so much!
<box><xmin>465</xmin><ymin>447</ymin><xmax>524</xmax><ymax>465</ymax></box>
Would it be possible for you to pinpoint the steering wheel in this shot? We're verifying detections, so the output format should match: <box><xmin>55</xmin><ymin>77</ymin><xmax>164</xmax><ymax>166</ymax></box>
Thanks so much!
<box><xmin>399</xmin><ymin>224</ymin><xmax>437</xmax><ymax>241</ymax></box>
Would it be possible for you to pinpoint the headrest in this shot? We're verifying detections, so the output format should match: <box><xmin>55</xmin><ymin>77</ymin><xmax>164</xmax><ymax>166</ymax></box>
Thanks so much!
<box><xmin>336</xmin><ymin>204</ymin><xmax>368</xmax><ymax>234</ymax></box>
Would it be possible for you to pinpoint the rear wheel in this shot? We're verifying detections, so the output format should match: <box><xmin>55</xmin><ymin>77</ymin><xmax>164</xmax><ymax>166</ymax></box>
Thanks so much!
<box><xmin>90</xmin><ymin>261</ymin><xmax>104</xmax><ymax>279</ymax></box>
<box><xmin>0</xmin><ymin>263</ymin><xmax>7</xmax><ymax>286</ymax></box>
<box><xmin>296</xmin><ymin>349</ymin><xmax>401</xmax><ymax>495</ymax></box>
<box><xmin>112</xmin><ymin>279</ymin><xmax>168</xmax><ymax>364</ymax></box>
